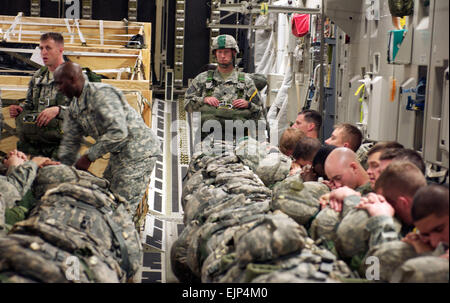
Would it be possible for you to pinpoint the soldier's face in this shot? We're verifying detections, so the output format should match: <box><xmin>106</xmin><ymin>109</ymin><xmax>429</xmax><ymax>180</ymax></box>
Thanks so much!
<box><xmin>325</xmin><ymin>128</ymin><xmax>346</xmax><ymax>148</ymax></box>
<box><xmin>367</xmin><ymin>151</ymin><xmax>382</xmax><ymax>187</ymax></box>
<box><xmin>415</xmin><ymin>214</ymin><xmax>449</xmax><ymax>249</ymax></box>
<box><xmin>326</xmin><ymin>162</ymin><xmax>358</xmax><ymax>189</ymax></box>
<box><xmin>292</xmin><ymin>114</ymin><xmax>311</xmax><ymax>134</ymax></box>
<box><xmin>54</xmin><ymin>74</ymin><xmax>77</xmax><ymax>99</ymax></box>
<box><xmin>215</xmin><ymin>49</ymin><xmax>234</xmax><ymax>67</ymax></box>
<box><xmin>40</xmin><ymin>38</ymin><xmax>63</xmax><ymax>68</ymax></box>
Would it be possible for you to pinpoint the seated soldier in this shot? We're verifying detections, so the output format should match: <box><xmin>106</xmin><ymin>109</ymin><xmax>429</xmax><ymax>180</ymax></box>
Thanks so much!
<box><xmin>355</xmin><ymin>161</ymin><xmax>427</xmax><ymax>249</ymax></box>
<box><xmin>279</xmin><ymin>128</ymin><xmax>305</xmax><ymax>157</ymax></box>
<box><xmin>323</xmin><ymin>147</ymin><xmax>371</xmax><ymax>194</ymax></box>
<box><xmin>289</xmin><ymin>137</ymin><xmax>321</xmax><ymax>176</ymax></box>
<box><xmin>403</xmin><ymin>184</ymin><xmax>449</xmax><ymax>259</ymax></box>
<box><xmin>366</xmin><ymin>141</ymin><xmax>404</xmax><ymax>188</ymax></box>
<box><xmin>291</xmin><ymin>109</ymin><xmax>322</xmax><ymax>139</ymax></box>
<box><xmin>379</xmin><ymin>148</ymin><xmax>426</xmax><ymax>175</ymax></box>
<box><xmin>303</xmin><ymin>144</ymin><xmax>337</xmax><ymax>181</ymax></box>
<box><xmin>325</xmin><ymin>123</ymin><xmax>363</xmax><ymax>152</ymax></box>
<box><xmin>321</xmin><ymin>145</ymin><xmax>425</xmax><ymax>213</ymax></box>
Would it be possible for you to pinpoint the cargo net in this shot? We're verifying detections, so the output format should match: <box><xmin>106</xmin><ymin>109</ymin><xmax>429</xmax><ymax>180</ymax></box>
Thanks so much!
<box><xmin>171</xmin><ymin>138</ymin><xmax>358</xmax><ymax>283</ymax></box>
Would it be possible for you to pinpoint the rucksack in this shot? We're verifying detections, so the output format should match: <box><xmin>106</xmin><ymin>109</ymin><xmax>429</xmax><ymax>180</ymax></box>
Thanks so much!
<box><xmin>388</xmin><ymin>0</ymin><xmax>414</xmax><ymax>17</ymax></box>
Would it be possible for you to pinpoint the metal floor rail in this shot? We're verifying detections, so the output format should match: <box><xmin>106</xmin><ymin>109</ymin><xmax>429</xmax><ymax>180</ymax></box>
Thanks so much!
<box><xmin>139</xmin><ymin>96</ymin><xmax>190</xmax><ymax>283</ymax></box>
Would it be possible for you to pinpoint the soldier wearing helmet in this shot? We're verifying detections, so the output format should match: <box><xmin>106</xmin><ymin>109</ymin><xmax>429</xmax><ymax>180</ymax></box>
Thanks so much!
<box><xmin>184</xmin><ymin>34</ymin><xmax>264</xmax><ymax>142</ymax></box>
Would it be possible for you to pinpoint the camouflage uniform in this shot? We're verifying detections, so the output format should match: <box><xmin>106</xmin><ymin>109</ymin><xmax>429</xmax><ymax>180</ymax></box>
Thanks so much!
<box><xmin>342</xmin><ymin>194</ymin><xmax>410</xmax><ymax>250</ymax></box>
<box><xmin>355</xmin><ymin>182</ymin><xmax>373</xmax><ymax>196</ymax></box>
<box><xmin>15</xmin><ymin>67</ymin><xmax>71</xmax><ymax>159</ymax></box>
<box><xmin>58</xmin><ymin>82</ymin><xmax>161</xmax><ymax>214</ymax></box>
<box><xmin>0</xmin><ymin>161</ymin><xmax>39</xmax><ymax>234</ymax></box>
<box><xmin>185</xmin><ymin>69</ymin><xmax>264</xmax><ymax>141</ymax></box>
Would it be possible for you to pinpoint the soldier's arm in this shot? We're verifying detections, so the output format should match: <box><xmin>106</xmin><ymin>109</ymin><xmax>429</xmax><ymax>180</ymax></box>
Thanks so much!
<box><xmin>58</xmin><ymin>110</ymin><xmax>84</xmax><ymax>165</ymax></box>
<box><xmin>366</xmin><ymin>215</ymin><xmax>402</xmax><ymax>249</ymax></box>
<box><xmin>184</xmin><ymin>77</ymin><xmax>205</xmax><ymax>113</ymax></box>
<box><xmin>5</xmin><ymin>161</ymin><xmax>38</xmax><ymax>198</ymax></box>
<box><xmin>85</xmin><ymin>88</ymin><xmax>129</xmax><ymax>161</ymax></box>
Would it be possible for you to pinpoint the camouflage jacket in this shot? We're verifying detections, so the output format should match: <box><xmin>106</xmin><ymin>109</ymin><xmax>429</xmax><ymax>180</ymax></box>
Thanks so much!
<box><xmin>58</xmin><ymin>82</ymin><xmax>161</xmax><ymax>165</ymax></box>
<box><xmin>355</xmin><ymin>182</ymin><xmax>373</xmax><ymax>196</ymax></box>
<box><xmin>0</xmin><ymin>161</ymin><xmax>38</xmax><ymax>208</ymax></box>
<box><xmin>184</xmin><ymin>69</ymin><xmax>263</xmax><ymax>118</ymax></box>
<box><xmin>343</xmin><ymin>195</ymin><xmax>411</xmax><ymax>250</ymax></box>
<box><xmin>22</xmin><ymin>67</ymin><xmax>71</xmax><ymax>121</ymax></box>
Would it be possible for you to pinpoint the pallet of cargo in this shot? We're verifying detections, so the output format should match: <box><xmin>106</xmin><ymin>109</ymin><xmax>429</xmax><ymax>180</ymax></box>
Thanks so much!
<box><xmin>0</xmin><ymin>13</ymin><xmax>151</xmax><ymax>49</ymax></box>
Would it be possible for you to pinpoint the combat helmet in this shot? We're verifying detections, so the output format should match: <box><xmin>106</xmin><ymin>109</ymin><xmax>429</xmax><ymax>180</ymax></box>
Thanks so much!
<box><xmin>211</xmin><ymin>34</ymin><xmax>239</xmax><ymax>54</ymax></box>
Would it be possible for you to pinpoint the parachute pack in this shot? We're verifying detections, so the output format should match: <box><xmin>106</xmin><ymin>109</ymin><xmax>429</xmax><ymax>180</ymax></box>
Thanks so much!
<box><xmin>0</xmin><ymin>165</ymin><xmax>142</xmax><ymax>283</ymax></box>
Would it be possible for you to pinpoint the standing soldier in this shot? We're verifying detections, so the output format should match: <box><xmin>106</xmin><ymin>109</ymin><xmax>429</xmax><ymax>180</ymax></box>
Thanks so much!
<box><xmin>184</xmin><ymin>34</ymin><xmax>264</xmax><ymax>141</ymax></box>
<box><xmin>9</xmin><ymin>33</ymin><xmax>71</xmax><ymax>159</ymax></box>
<box><xmin>54</xmin><ymin>62</ymin><xmax>161</xmax><ymax>216</ymax></box>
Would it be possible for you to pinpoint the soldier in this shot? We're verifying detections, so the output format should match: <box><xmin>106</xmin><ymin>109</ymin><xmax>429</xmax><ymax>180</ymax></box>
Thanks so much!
<box><xmin>325</xmin><ymin>123</ymin><xmax>363</xmax><ymax>152</ymax></box>
<box><xmin>279</xmin><ymin>127</ymin><xmax>306</xmax><ymax>157</ymax></box>
<box><xmin>366</xmin><ymin>141</ymin><xmax>404</xmax><ymax>188</ymax></box>
<box><xmin>291</xmin><ymin>109</ymin><xmax>322</xmax><ymax>139</ymax></box>
<box><xmin>9</xmin><ymin>33</ymin><xmax>71</xmax><ymax>159</ymax></box>
<box><xmin>355</xmin><ymin>161</ymin><xmax>427</xmax><ymax>248</ymax></box>
<box><xmin>403</xmin><ymin>184</ymin><xmax>449</xmax><ymax>258</ymax></box>
<box><xmin>379</xmin><ymin>147</ymin><xmax>426</xmax><ymax>175</ymax></box>
<box><xmin>324</xmin><ymin>147</ymin><xmax>371</xmax><ymax>193</ymax></box>
<box><xmin>54</xmin><ymin>62</ymin><xmax>161</xmax><ymax>215</ymax></box>
<box><xmin>290</xmin><ymin>137</ymin><xmax>321</xmax><ymax>176</ymax></box>
<box><xmin>184</xmin><ymin>34</ymin><xmax>264</xmax><ymax>141</ymax></box>
<box><xmin>0</xmin><ymin>151</ymin><xmax>58</xmax><ymax>233</ymax></box>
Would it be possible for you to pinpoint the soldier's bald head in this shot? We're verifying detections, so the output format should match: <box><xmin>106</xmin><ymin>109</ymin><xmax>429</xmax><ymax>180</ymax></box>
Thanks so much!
<box><xmin>54</xmin><ymin>62</ymin><xmax>83</xmax><ymax>80</ymax></box>
<box><xmin>325</xmin><ymin>147</ymin><xmax>357</xmax><ymax>169</ymax></box>
<box><xmin>54</xmin><ymin>62</ymin><xmax>85</xmax><ymax>98</ymax></box>
<box><xmin>325</xmin><ymin>147</ymin><xmax>369</xmax><ymax>189</ymax></box>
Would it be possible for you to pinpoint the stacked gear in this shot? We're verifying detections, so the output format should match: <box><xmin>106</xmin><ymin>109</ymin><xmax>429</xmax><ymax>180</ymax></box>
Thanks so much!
<box><xmin>175</xmin><ymin>137</ymin><xmax>448</xmax><ymax>283</ymax></box>
<box><xmin>171</xmin><ymin>139</ymin><xmax>355</xmax><ymax>283</ymax></box>
<box><xmin>0</xmin><ymin>164</ymin><xmax>142</xmax><ymax>283</ymax></box>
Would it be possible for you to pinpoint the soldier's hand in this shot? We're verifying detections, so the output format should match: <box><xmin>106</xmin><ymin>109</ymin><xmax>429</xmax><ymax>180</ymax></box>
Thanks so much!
<box><xmin>36</xmin><ymin>106</ymin><xmax>60</xmax><ymax>127</ymax></box>
<box><xmin>321</xmin><ymin>180</ymin><xmax>337</xmax><ymax>190</ymax></box>
<box><xmin>3</xmin><ymin>154</ymin><xmax>26</xmax><ymax>168</ymax></box>
<box><xmin>402</xmin><ymin>232</ymin><xmax>433</xmax><ymax>254</ymax></box>
<box><xmin>75</xmin><ymin>154</ymin><xmax>92</xmax><ymax>171</ymax></box>
<box><xmin>356</xmin><ymin>193</ymin><xmax>394</xmax><ymax>217</ymax></box>
<box><xmin>319</xmin><ymin>193</ymin><xmax>331</xmax><ymax>209</ymax></box>
<box><xmin>232</xmin><ymin>99</ymin><xmax>249</xmax><ymax>109</ymax></box>
<box><xmin>330</xmin><ymin>186</ymin><xmax>360</xmax><ymax>202</ymax></box>
<box><xmin>204</xmin><ymin>97</ymin><xmax>220</xmax><ymax>107</ymax></box>
<box><xmin>289</xmin><ymin>162</ymin><xmax>302</xmax><ymax>176</ymax></box>
<box><xmin>31</xmin><ymin>156</ymin><xmax>59</xmax><ymax>168</ymax></box>
<box><xmin>7</xmin><ymin>149</ymin><xmax>28</xmax><ymax>161</ymax></box>
<box><xmin>9</xmin><ymin>105</ymin><xmax>23</xmax><ymax>118</ymax></box>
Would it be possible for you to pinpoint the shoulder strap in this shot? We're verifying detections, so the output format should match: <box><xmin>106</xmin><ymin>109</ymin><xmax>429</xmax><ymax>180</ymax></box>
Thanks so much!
<box><xmin>205</xmin><ymin>70</ymin><xmax>215</xmax><ymax>97</ymax></box>
<box><xmin>237</xmin><ymin>72</ymin><xmax>246</xmax><ymax>99</ymax></box>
